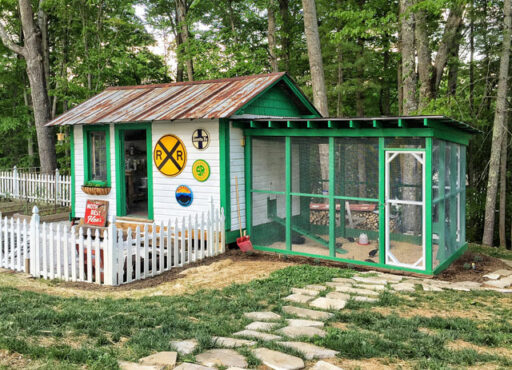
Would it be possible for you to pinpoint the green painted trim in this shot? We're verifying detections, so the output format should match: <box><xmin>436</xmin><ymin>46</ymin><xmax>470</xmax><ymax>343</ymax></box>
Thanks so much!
<box><xmin>329</xmin><ymin>137</ymin><xmax>336</xmax><ymax>257</ymax></box>
<box><xmin>378</xmin><ymin>137</ymin><xmax>385</xmax><ymax>265</ymax></box>
<box><xmin>290</xmin><ymin>192</ymin><xmax>327</xmax><ymax>198</ymax></box>
<box><xmin>70</xmin><ymin>128</ymin><xmax>75</xmax><ymax>218</ymax></box>
<box><xmin>244</xmin><ymin>128</ymin><xmax>436</xmax><ymax>137</ymax></box>
<box><xmin>333</xmin><ymin>195</ymin><xmax>379</xmax><ymax>202</ymax></box>
<box><xmin>425</xmin><ymin>137</ymin><xmax>433</xmax><ymax>274</ymax></box>
<box><xmin>114</xmin><ymin>122</ymin><xmax>153</xmax><ymax>219</ymax></box>
<box><xmin>219</xmin><ymin>119</ymin><xmax>231</xmax><ymax>230</ymax></box>
<box><xmin>245</xmin><ymin>136</ymin><xmax>252</xmax><ymax>236</ymax></box>
<box><xmin>383</xmin><ymin>148</ymin><xmax>426</xmax><ymax>152</ymax></box>
<box><xmin>285</xmin><ymin>136</ymin><xmax>292</xmax><ymax>251</ymax></box>
<box><xmin>82</xmin><ymin>125</ymin><xmax>111</xmax><ymax>187</ymax></box>
<box><xmin>437</xmin><ymin>140</ymin><xmax>446</xmax><ymax>262</ymax></box>
<box><xmin>253</xmin><ymin>246</ymin><xmax>434</xmax><ymax>275</ymax></box>
<box><xmin>433</xmin><ymin>243</ymin><xmax>467</xmax><ymax>275</ymax></box>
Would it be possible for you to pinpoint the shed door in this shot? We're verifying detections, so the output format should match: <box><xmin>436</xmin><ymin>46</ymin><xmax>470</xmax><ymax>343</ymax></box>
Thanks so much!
<box><xmin>385</xmin><ymin>151</ymin><xmax>426</xmax><ymax>270</ymax></box>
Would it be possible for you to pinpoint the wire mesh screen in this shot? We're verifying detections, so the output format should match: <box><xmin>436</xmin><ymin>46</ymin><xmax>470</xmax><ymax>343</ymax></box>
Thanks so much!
<box><xmin>385</xmin><ymin>137</ymin><xmax>425</xmax><ymax>148</ymax></box>
<box><xmin>334</xmin><ymin>138</ymin><xmax>379</xmax><ymax>199</ymax></box>
<box><xmin>291</xmin><ymin>137</ymin><xmax>329</xmax><ymax>195</ymax></box>
<box><xmin>431</xmin><ymin>139</ymin><xmax>464</xmax><ymax>269</ymax></box>
<box><xmin>251</xmin><ymin>192</ymin><xmax>286</xmax><ymax>248</ymax></box>
<box><xmin>252</xmin><ymin>137</ymin><xmax>286</xmax><ymax>192</ymax></box>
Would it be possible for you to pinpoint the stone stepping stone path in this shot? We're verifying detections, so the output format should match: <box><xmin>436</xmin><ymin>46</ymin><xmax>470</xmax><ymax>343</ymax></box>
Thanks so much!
<box><xmin>310</xmin><ymin>360</ymin><xmax>343</xmax><ymax>370</ymax></box>
<box><xmin>282</xmin><ymin>305</ymin><xmax>333</xmax><ymax>320</ymax></box>
<box><xmin>286</xmin><ymin>319</ymin><xmax>324</xmax><ymax>328</ymax></box>
<box><xmin>253</xmin><ymin>348</ymin><xmax>305</xmax><ymax>370</ymax></box>
<box><xmin>119</xmin><ymin>361</ymin><xmax>163</xmax><ymax>370</ymax></box>
<box><xmin>305</xmin><ymin>284</ymin><xmax>327</xmax><ymax>291</ymax></box>
<box><xmin>277</xmin><ymin>325</ymin><xmax>326</xmax><ymax>338</ymax></box>
<box><xmin>138</xmin><ymin>352</ymin><xmax>177</xmax><ymax>369</ymax></box>
<box><xmin>233</xmin><ymin>329</ymin><xmax>282</xmax><ymax>341</ymax></box>
<box><xmin>171</xmin><ymin>339</ymin><xmax>198</xmax><ymax>355</ymax></box>
<box><xmin>195</xmin><ymin>349</ymin><xmax>247</xmax><ymax>368</ymax></box>
<box><xmin>352</xmin><ymin>276</ymin><xmax>388</xmax><ymax>285</ymax></box>
<box><xmin>174</xmin><ymin>364</ymin><xmax>215</xmax><ymax>370</ymax></box>
<box><xmin>332</xmin><ymin>286</ymin><xmax>380</xmax><ymax>296</ymax></box>
<box><xmin>284</xmin><ymin>293</ymin><xmax>314</xmax><ymax>304</ymax></box>
<box><xmin>309</xmin><ymin>297</ymin><xmax>347</xmax><ymax>310</ymax></box>
<box><xmin>244</xmin><ymin>311</ymin><xmax>281</xmax><ymax>321</ymax></box>
<box><xmin>353</xmin><ymin>296</ymin><xmax>378</xmax><ymax>303</ymax></box>
<box><xmin>291</xmin><ymin>287</ymin><xmax>320</xmax><ymax>296</ymax></box>
<box><xmin>212</xmin><ymin>337</ymin><xmax>256</xmax><ymax>348</ymax></box>
<box><xmin>277</xmin><ymin>342</ymin><xmax>338</xmax><ymax>360</ymax></box>
<box><xmin>245</xmin><ymin>321</ymin><xmax>280</xmax><ymax>331</ymax></box>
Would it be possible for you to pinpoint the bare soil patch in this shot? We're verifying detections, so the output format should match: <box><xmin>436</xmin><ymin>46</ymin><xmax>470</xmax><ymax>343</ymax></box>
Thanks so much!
<box><xmin>437</xmin><ymin>251</ymin><xmax>510</xmax><ymax>282</ymax></box>
<box><xmin>371</xmin><ymin>306</ymin><xmax>493</xmax><ymax>321</ymax></box>
<box><xmin>447</xmin><ymin>340</ymin><xmax>512</xmax><ymax>359</ymax></box>
<box><xmin>0</xmin><ymin>249</ymin><xmax>296</xmax><ymax>299</ymax></box>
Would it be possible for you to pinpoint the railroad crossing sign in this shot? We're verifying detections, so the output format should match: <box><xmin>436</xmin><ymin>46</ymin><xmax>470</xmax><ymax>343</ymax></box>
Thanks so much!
<box><xmin>154</xmin><ymin>135</ymin><xmax>187</xmax><ymax>176</ymax></box>
<box><xmin>192</xmin><ymin>129</ymin><xmax>210</xmax><ymax>150</ymax></box>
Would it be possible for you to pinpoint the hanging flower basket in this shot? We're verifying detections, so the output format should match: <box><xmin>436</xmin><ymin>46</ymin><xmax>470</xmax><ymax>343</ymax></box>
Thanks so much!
<box><xmin>81</xmin><ymin>185</ymin><xmax>111</xmax><ymax>196</ymax></box>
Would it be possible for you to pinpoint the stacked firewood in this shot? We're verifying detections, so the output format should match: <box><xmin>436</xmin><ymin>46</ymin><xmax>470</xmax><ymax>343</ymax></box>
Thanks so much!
<box><xmin>310</xmin><ymin>209</ymin><xmax>396</xmax><ymax>232</ymax></box>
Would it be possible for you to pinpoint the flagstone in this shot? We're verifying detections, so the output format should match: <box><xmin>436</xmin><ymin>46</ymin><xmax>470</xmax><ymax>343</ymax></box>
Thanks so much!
<box><xmin>310</xmin><ymin>360</ymin><xmax>344</xmax><ymax>370</ymax></box>
<box><xmin>291</xmin><ymin>287</ymin><xmax>320</xmax><ymax>296</ymax></box>
<box><xmin>252</xmin><ymin>348</ymin><xmax>304</xmax><ymax>370</ymax></box>
<box><xmin>277</xmin><ymin>341</ymin><xmax>338</xmax><ymax>360</ymax></box>
<box><xmin>245</xmin><ymin>321</ymin><xmax>280</xmax><ymax>331</ymax></box>
<box><xmin>233</xmin><ymin>330</ymin><xmax>282</xmax><ymax>341</ymax></box>
<box><xmin>244</xmin><ymin>311</ymin><xmax>281</xmax><ymax>321</ymax></box>
<box><xmin>282</xmin><ymin>306</ymin><xmax>333</xmax><ymax>321</ymax></box>
<box><xmin>310</xmin><ymin>297</ymin><xmax>347</xmax><ymax>310</ymax></box>
<box><xmin>212</xmin><ymin>337</ymin><xmax>256</xmax><ymax>348</ymax></box>
<box><xmin>284</xmin><ymin>293</ymin><xmax>314</xmax><ymax>304</ymax></box>
<box><xmin>286</xmin><ymin>319</ymin><xmax>324</xmax><ymax>328</ymax></box>
<box><xmin>195</xmin><ymin>349</ymin><xmax>247</xmax><ymax>368</ymax></box>
<box><xmin>171</xmin><ymin>339</ymin><xmax>198</xmax><ymax>355</ymax></box>
<box><xmin>277</xmin><ymin>325</ymin><xmax>326</xmax><ymax>338</ymax></box>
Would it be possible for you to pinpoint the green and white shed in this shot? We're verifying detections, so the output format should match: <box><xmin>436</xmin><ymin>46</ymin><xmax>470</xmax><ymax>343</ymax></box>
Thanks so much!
<box><xmin>47</xmin><ymin>72</ymin><xmax>478</xmax><ymax>275</ymax></box>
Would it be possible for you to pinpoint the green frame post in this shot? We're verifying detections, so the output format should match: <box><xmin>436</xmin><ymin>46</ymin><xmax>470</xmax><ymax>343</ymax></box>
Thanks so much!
<box><xmin>219</xmin><ymin>119</ymin><xmax>231</xmax><ymax>230</ymax></box>
<box><xmin>378</xmin><ymin>137</ymin><xmax>386</xmax><ymax>265</ymax></box>
<box><xmin>285</xmin><ymin>136</ymin><xmax>292</xmax><ymax>251</ymax></box>
<box><xmin>70</xmin><ymin>127</ymin><xmax>75</xmax><ymax>218</ymax></box>
<box><xmin>425</xmin><ymin>137</ymin><xmax>433</xmax><ymax>274</ymax></box>
<box><xmin>329</xmin><ymin>137</ymin><xmax>336</xmax><ymax>257</ymax></box>
<box><xmin>245</xmin><ymin>136</ymin><xmax>252</xmax><ymax>236</ymax></box>
<box><xmin>114</xmin><ymin>122</ymin><xmax>153</xmax><ymax>219</ymax></box>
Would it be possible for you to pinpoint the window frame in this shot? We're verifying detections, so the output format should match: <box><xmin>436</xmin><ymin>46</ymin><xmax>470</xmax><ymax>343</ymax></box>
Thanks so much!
<box><xmin>83</xmin><ymin>125</ymin><xmax>111</xmax><ymax>187</ymax></box>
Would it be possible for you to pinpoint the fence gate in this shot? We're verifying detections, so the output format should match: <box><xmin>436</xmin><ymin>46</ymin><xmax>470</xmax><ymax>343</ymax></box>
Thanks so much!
<box><xmin>385</xmin><ymin>150</ymin><xmax>426</xmax><ymax>270</ymax></box>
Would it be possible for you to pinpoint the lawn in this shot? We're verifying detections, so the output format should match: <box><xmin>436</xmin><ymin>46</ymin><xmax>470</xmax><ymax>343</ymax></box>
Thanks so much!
<box><xmin>0</xmin><ymin>247</ymin><xmax>511</xmax><ymax>369</ymax></box>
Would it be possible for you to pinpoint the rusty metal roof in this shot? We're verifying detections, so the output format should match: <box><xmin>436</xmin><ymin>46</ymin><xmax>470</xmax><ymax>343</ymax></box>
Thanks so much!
<box><xmin>47</xmin><ymin>73</ymin><xmax>288</xmax><ymax>126</ymax></box>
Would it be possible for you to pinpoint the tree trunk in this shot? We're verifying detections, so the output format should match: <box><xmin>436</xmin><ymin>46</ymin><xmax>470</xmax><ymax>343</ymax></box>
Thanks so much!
<box><xmin>469</xmin><ymin>0</ymin><xmax>475</xmax><ymax>113</ymax></box>
<box><xmin>23</xmin><ymin>89</ymin><xmax>34</xmax><ymax>166</ymax></box>
<box><xmin>302</xmin><ymin>0</ymin><xmax>328</xmax><ymax>116</ymax></box>
<box><xmin>278</xmin><ymin>0</ymin><xmax>291</xmax><ymax>72</ymax></box>
<box><xmin>400</xmin><ymin>0</ymin><xmax>417</xmax><ymax>114</ymax></box>
<box><xmin>176</xmin><ymin>0</ymin><xmax>193</xmax><ymax>81</ymax></box>
<box><xmin>268</xmin><ymin>0</ymin><xmax>279</xmax><ymax>72</ymax></box>
<box><xmin>19</xmin><ymin>0</ymin><xmax>56</xmax><ymax>173</ymax></box>
<box><xmin>447</xmin><ymin>41</ymin><xmax>460</xmax><ymax>97</ymax></box>
<box><xmin>336</xmin><ymin>47</ymin><xmax>343</xmax><ymax>116</ymax></box>
<box><xmin>432</xmin><ymin>5</ymin><xmax>465</xmax><ymax>96</ymax></box>
<box><xmin>482</xmin><ymin>0</ymin><xmax>511</xmax><ymax>246</ymax></box>
<box><xmin>37</xmin><ymin>1</ymin><xmax>50</xmax><ymax>91</ymax></box>
<box><xmin>415</xmin><ymin>9</ymin><xmax>433</xmax><ymax>111</ymax></box>
<box><xmin>499</xmin><ymin>129</ymin><xmax>508</xmax><ymax>248</ymax></box>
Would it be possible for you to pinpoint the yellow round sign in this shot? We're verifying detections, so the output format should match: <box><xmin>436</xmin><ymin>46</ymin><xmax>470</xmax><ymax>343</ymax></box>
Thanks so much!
<box><xmin>192</xmin><ymin>159</ymin><xmax>210</xmax><ymax>182</ymax></box>
<box><xmin>154</xmin><ymin>135</ymin><xmax>187</xmax><ymax>176</ymax></box>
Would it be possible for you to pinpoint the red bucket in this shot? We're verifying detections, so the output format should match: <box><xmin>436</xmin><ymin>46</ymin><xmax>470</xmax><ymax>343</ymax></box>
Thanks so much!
<box><xmin>236</xmin><ymin>235</ymin><xmax>254</xmax><ymax>252</ymax></box>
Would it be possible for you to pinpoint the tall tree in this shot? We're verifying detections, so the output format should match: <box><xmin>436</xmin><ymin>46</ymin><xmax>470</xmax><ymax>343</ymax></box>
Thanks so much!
<box><xmin>482</xmin><ymin>0</ymin><xmax>511</xmax><ymax>246</ymax></box>
<box><xmin>499</xmin><ymin>128</ymin><xmax>508</xmax><ymax>247</ymax></box>
<box><xmin>268</xmin><ymin>0</ymin><xmax>279</xmax><ymax>72</ymax></box>
<box><xmin>399</xmin><ymin>0</ymin><xmax>417</xmax><ymax>114</ymax></box>
<box><xmin>176</xmin><ymin>0</ymin><xmax>193</xmax><ymax>81</ymax></box>
<box><xmin>302</xmin><ymin>0</ymin><xmax>328</xmax><ymax>116</ymax></box>
<box><xmin>0</xmin><ymin>0</ymin><xmax>57</xmax><ymax>173</ymax></box>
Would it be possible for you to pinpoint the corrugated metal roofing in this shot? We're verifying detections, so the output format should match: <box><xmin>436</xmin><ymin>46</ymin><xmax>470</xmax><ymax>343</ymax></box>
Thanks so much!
<box><xmin>47</xmin><ymin>73</ymin><xmax>287</xmax><ymax>126</ymax></box>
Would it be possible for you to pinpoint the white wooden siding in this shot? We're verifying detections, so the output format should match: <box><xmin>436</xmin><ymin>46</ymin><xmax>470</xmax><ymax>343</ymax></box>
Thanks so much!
<box><xmin>152</xmin><ymin>120</ymin><xmax>221</xmax><ymax>222</ymax></box>
<box><xmin>73</xmin><ymin>125</ymin><xmax>117</xmax><ymax>218</ymax></box>
<box><xmin>230</xmin><ymin>123</ymin><xmax>246</xmax><ymax>230</ymax></box>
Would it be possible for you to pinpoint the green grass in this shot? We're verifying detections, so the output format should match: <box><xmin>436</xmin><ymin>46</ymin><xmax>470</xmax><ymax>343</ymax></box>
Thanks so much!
<box><xmin>469</xmin><ymin>242</ymin><xmax>512</xmax><ymax>261</ymax></box>
<box><xmin>0</xmin><ymin>263</ymin><xmax>511</xmax><ymax>369</ymax></box>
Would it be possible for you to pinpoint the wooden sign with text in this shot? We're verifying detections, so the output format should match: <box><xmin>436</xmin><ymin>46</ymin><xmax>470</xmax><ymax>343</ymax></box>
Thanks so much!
<box><xmin>84</xmin><ymin>200</ymin><xmax>109</xmax><ymax>227</ymax></box>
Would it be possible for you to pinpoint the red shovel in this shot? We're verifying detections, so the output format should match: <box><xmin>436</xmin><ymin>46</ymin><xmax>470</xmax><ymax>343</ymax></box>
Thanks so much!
<box><xmin>235</xmin><ymin>176</ymin><xmax>253</xmax><ymax>252</ymax></box>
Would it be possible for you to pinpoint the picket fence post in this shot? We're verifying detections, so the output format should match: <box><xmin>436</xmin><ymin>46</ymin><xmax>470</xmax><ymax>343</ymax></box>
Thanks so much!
<box><xmin>55</xmin><ymin>169</ymin><xmax>60</xmax><ymax>206</ymax></box>
<box><xmin>29</xmin><ymin>206</ymin><xmax>40</xmax><ymax>276</ymax></box>
<box><xmin>13</xmin><ymin>166</ymin><xmax>19</xmax><ymax>199</ymax></box>
<box><xmin>105</xmin><ymin>216</ymin><xmax>117</xmax><ymax>286</ymax></box>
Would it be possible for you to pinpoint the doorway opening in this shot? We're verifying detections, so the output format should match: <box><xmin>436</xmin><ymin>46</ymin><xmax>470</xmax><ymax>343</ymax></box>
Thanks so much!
<box><xmin>123</xmin><ymin>129</ymin><xmax>148</xmax><ymax>218</ymax></box>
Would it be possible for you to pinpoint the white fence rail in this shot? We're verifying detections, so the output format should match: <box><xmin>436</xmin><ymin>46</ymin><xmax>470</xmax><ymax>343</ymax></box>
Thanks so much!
<box><xmin>0</xmin><ymin>167</ymin><xmax>71</xmax><ymax>206</ymax></box>
<box><xmin>0</xmin><ymin>205</ymin><xmax>225</xmax><ymax>286</ymax></box>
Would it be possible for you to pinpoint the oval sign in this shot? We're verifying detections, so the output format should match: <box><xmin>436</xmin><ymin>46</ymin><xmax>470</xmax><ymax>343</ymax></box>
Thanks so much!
<box><xmin>154</xmin><ymin>135</ymin><xmax>187</xmax><ymax>177</ymax></box>
<box><xmin>175</xmin><ymin>185</ymin><xmax>193</xmax><ymax>207</ymax></box>
<box><xmin>192</xmin><ymin>129</ymin><xmax>210</xmax><ymax>150</ymax></box>
<box><xmin>192</xmin><ymin>159</ymin><xmax>210</xmax><ymax>182</ymax></box>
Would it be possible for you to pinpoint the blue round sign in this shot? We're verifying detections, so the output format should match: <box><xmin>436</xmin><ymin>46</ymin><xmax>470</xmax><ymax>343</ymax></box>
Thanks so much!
<box><xmin>175</xmin><ymin>185</ymin><xmax>193</xmax><ymax>207</ymax></box>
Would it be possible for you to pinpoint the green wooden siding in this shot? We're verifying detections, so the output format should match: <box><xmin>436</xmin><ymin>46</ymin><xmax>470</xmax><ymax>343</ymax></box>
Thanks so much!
<box><xmin>240</xmin><ymin>85</ymin><xmax>304</xmax><ymax>117</ymax></box>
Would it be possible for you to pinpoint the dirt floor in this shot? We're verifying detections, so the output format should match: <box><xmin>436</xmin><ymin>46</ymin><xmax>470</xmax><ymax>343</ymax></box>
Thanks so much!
<box><xmin>437</xmin><ymin>250</ymin><xmax>510</xmax><ymax>282</ymax></box>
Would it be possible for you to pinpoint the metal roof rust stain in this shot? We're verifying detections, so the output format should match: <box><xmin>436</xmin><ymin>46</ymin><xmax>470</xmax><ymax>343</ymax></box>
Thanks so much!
<box><xmin>46</xmin><ymin>73</ymin><xmax>286</xmax><ymax>126</ymax></box>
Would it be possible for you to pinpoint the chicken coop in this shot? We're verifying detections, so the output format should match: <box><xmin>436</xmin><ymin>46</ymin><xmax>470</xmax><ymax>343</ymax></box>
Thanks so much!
<box><xmin>234</xmin><ymin>116</ymin><xmax>478</xmax><ymax>275</ymax></box>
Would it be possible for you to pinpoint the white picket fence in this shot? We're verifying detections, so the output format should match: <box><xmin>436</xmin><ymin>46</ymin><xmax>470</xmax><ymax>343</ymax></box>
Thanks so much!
<box><xmin>0</xmin><ymin>205</ymin><xmax>225</xmax><ymax>285</ymax></box>
<box><xmin>0</xmin><ymin>167</ymin><xmax>71</xmax><ymax>206</ymax></box>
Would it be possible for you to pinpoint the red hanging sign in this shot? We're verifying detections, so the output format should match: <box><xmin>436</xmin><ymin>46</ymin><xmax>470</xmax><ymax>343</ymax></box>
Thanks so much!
<box><xmin>84</xmin><ymin>200</ymin><xmax>109</xmax><ymax>227</ymax></box>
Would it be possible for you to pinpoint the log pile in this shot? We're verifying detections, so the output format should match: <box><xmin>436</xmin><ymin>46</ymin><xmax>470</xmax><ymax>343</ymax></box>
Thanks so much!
<box><xmin>310</xmin><ymin>209</ymin><xmax>397</xmax><ymax>232</ymax></box>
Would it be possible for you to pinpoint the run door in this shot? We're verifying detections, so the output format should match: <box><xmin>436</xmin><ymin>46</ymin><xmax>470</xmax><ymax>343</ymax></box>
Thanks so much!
<box><xmin>385</xmin><ymin>150</ymin><xmax>426</xmax><ymax>270</ymax></box>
